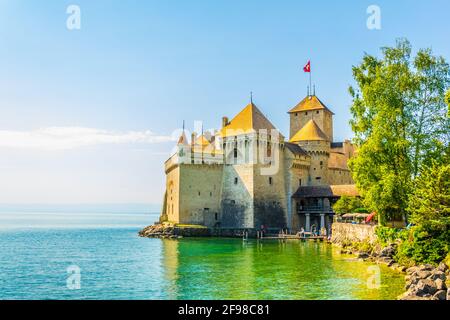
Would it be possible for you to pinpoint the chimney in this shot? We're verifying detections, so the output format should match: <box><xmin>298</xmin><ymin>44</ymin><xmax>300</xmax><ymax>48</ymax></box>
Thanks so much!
<box><xmin>222</xmin><ymin>116</ymin><xmax>229</xmax><ymax>128</ymax></box>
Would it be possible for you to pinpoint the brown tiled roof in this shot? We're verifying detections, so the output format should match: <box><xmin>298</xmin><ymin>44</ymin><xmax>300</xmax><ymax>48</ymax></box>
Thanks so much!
<box><xmin>290</xmin><ymin>119</ymin><xmax>329</xmax><ymax>142</ymax></box>
<box><xmin>288</xmin><ymin>95</ymin><xmax>334</xmax><ymax>114</ymax></box>
<box><xmin>292</xmin><ymin>184</ymin><xmax>359</xmax><ymax>198</ymax></box>
<box><xmin>220</xmin><ymin>102</ymin><xmax>282</xmax><ymax>138</ymax></box>
<box><xmin>285</xmin><ymin>142</ymin><xmax>308</xmax><ymax>156</ymax></box>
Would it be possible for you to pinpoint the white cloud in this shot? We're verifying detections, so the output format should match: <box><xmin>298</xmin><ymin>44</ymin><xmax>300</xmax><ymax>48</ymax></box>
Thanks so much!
<box><xmin>0</xmin><ymin>127</ymin><xmax>175</xmax><ymax>150</ymax></box>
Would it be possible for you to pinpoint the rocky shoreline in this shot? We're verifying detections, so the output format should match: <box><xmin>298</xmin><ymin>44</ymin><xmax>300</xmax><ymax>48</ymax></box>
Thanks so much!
<box><xmin>338</xmin><ymin>243</ymin><xmax>449</xmax><ymax>300</ymax></box>
<box><xmin>139</xmin><ymin>224</ymin><xmax>208</xmax><ymax>239</ymax></box>
<box><xmin>139</xmin><ymin>224</ymin><xmax>257</xmax><ymax>239</ymax></box>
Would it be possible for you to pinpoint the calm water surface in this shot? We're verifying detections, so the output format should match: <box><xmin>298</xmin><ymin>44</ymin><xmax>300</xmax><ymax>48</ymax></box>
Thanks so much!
<box><xmin>0</xmin><ymin>212</ymin><xmax>405</xmax><ymax>300</ymax></box>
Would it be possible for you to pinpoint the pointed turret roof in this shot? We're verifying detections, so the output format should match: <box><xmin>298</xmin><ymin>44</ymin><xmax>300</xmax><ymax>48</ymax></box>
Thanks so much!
<box><xmin>288</xmin><ymin>95</ymin><xmax>334</xmax><ymax>115</ymax></box>
<box><xmin>177</xmin><ymin>131</ymin><xmax>189</xmax><ymax>145</ymax></box>
<box><xmin>221</xmin><ymin>102</ymin><xmax>280</xmax><ymax>138</ymax></box>
<box><xmin>290</xmin><ymin>119</ymin><xmax>329</xmax><ymax>142</ymax></box>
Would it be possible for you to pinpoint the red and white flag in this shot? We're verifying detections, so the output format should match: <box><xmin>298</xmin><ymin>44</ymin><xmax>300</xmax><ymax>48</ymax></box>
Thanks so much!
<box><xmin>303</xmin><ymin>60</ymin><xmax>311</xmax><ymax>73</ymax></box>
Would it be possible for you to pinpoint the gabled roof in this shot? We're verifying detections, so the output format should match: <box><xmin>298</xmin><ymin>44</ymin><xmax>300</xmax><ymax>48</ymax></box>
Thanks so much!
<box><xmin>285</xmin><ymin>142</ymin><xmax>308</xmax><ymax>156</ymax></box>
<box><xmin>292</xmin><ymin>185</ymin><xmax>359</xmax><ymax>198</ymax></box>
<box><xmin>290</xmin><ymin>119</ymin><xmax>329</xmax><ymax>142</ymax></box>
<box><xmin>221</xmin><ymin>102</ymin><xmax>281</xmax><ymax>138</ymax></box>
<box><xmin>288</xmin><ymin>95</ymin><xmax>334</xmax><ymax>115</ymax></box>
<box><xmin>195</xmin><ymin>135</ymin><xmax>210</xmax><ymax>146</ymax></box>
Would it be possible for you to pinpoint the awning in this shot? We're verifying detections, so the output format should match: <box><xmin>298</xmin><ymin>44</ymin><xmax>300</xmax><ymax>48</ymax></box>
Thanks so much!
<box><xmin>366</xmin><ymin>212</ymin><xmax>376</xmax><ymax>223</ymax></box>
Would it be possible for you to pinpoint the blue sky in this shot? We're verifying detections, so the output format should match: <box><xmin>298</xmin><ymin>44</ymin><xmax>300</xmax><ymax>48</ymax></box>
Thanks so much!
<box><xmin>1</xmin><ymin>0</ymin><xmax>449</xmax><ymax>206</ymax></box>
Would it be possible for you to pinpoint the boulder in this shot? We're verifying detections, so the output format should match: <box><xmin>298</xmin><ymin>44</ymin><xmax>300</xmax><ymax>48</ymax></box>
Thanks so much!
<box><xmin>418</xmin><ymin>264</ymin><xmax>435</xmax><ymax>271</ymax></box>
<box><xmin>380</xmin><ymin>245</ymin><xmax>396</xmax><ymax>258</ymax></box>
<box><xmin>406</xmin><ymin>266</ymin><xmax>419</xmax><ymax>275</ymax></box>
<box><xmin>399</xmin><ymin>292</ymin><xmax>431</xmax><ymax>300</ymax></box>
<box><xmin>435</xmin><ymin>278</ymin><xmax>447</xmax><ymax>291</ymax></box>
<box><xmin>390</xmin><ymin>263</ymin><xmax>399</xmax><ymax>270</ymax></box>
<box><xmin>416</xmin><ymin>270</ymin><xmax>432</xmax><ymax>279</ymax></box>
<box><xmin>437</xmin><ymin>262</ymin><xmax>448</xmax><ymax>273</ymax></box>
<box><xmin>432</xmin><ymin>290</ymin><xmax>447</xmax><ymax>301</ymax></box>
<box><xmin>397</xmin><ymin>266</ymin><xmax>407</xmax><ymax>273</ymax></box>
<box><xmin>416</xmin><ymin>279</ymin><xmax>438</xmax><ymax>296</ymax></box>
<box><xmin>357</xmin><ymin>252</ymin><xmax>370</xmax><ymax>259</ymax></box>
<box><xmin>429</xmin><ymin>270</ymin><xmax>446</xmax><ymax>281</ymax></box>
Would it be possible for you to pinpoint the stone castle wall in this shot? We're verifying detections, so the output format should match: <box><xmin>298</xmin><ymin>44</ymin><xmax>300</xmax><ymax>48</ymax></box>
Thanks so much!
<box><xmin>331</xmin><ymin>222</ymin><xmax>377</xmax><ymax>245</ymax></box>
<box><xmin>178</xmin><ymin>164</ymin><xmax>223</xmax><ymax>226</ymax></box>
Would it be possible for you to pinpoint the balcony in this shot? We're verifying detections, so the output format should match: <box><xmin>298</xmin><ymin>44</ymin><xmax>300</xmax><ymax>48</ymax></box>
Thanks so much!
<box><xmin>297</xmin><ymin>206</ymin><xmax>333</xmax><ymax>213</ymax></box>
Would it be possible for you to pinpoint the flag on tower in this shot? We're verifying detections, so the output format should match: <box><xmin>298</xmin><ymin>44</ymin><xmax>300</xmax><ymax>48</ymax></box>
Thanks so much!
<box><xmin>303</xmin><ymin>60</ymin><xmax>311</xmax><ymax>73</ymax></box>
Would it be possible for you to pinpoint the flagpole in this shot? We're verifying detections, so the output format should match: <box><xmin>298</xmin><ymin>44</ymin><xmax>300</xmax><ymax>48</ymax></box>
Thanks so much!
<box><xmin>309</xmin><ymin>61</ymin><xmax>312</xmax><ymax>96</ymax></box>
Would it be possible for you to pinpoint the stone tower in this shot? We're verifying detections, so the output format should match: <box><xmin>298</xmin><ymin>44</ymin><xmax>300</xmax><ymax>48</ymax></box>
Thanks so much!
<box><xmin>288</xmin><ymin>95</ymin><xmax>334</xmax><ymax>142</ymax></box>
<box><xmin>220</xmin><ymin>102</ymin><xmax>287</xmax><ymax>229</ymax></box>
<box><xmin>290</xmin><ymin>119</ymin><xmax>331</xmax><ymax>186</ymax></box>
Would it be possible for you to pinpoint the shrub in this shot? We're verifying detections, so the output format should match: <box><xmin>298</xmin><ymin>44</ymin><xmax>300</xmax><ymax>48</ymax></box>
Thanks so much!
<box><xmin>395</xmin><ymin>225</ymin><xmax>450</xmax><ymax>266</ymax></box>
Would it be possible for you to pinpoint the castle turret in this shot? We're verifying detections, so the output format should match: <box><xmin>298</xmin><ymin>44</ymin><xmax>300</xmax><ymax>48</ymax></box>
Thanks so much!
<box><xmin>290</xmin><ymin>119</ymin><xmax>330</xmax><ymax>186</ymax></box>
<box><xmin>288</xmin><ymin>95</ymin><xmax>334</xmax><ymax>142</ymax></box>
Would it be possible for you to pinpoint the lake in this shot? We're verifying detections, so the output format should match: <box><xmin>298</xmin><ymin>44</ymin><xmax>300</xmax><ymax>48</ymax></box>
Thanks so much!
<box><xmin>0</xmin><ymin>211</ymin><xmax>405</xmax><ymax>300</ymax></box>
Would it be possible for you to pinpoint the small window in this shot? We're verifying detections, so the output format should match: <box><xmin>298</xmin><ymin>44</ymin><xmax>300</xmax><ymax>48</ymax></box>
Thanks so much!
<box><xmin>198</xmin><ymin>191</ymin><xmax>201</xmax><ymax>196</ymax></box>
<box><xmin>316</xmin><ymin>177</ymin><xmax>321</xmax><ymax>180</ymax></box>
<box><xmin>269</xmin><ymin>177</ymin><xmax>273</xmax><ymax>185</ymax></box>
<box><xmin>234</xmin><ymin>148</ymin><xmax>238</xmax><ymax>158</ymax></box>
<box><xmin>320</xmin><ymin>161</ymin><xmax>323</xmax><ymax>166</ymax></box>
<box><xmin>215</xmin><ymin>213</ymin><xmax>218</xmax><ymax>220</ymax></box>
<box><xmin>234</xmin><ymin>177</ymin><xmax>238</xmax><ymax>185</ymax></box>
<box><xmin>210</xmin><ymin>192</ymin><xmax>212</xmax><ymax>197</ymax></box>
<box><xmin>231</xmin><ymin>200</ymin><xmax>236</xmax><ymax>205</ymax></box>
<box><xmin>316</xmin><ymin>111</ymin><xmax>319</xmax><ymax>114</ymax></box>
<box><xmin>305</xmin><ymin>112</ymin><xmax>308</xmax><ymax>116</ymax></box>
<box><xmin>295</xmin><ymin>113</ymin><xmax>298</xmax><ymax>117</ymax></box>
<box><xmin>299</xmin><ymin>179</ymin><xmax>302</xmax><ymax>186</ymax></box>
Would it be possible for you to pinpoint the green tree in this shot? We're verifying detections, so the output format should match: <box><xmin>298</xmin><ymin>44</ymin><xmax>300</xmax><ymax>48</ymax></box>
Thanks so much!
<box><xmin>349</xmin><ymin>39</ymin><xmax>449</xmax><ymax>225</ymax></box>
<box><xmin>407</xmin><ymin>162</ymin><xmax>450</xmax><ymax>229</ymax></box>
<box><xmin>332</xmin><ymin>196</ymin><xmax>365</xmax><ymax>214</ymax></box>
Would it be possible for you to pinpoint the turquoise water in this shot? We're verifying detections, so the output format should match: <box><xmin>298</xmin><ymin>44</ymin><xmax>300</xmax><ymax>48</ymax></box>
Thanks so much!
<box><xmin>0</xmin><ymin>212</ymin><xmax>405</xmax><ymax>300</ymax></box>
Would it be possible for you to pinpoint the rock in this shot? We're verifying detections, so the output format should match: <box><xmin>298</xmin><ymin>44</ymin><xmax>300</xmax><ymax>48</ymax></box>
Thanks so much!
<box><xmin>416</xmin><ymin>279</ymin><xmax>438</xmax><ymax>296</ymax></box>
<box><xmin>380</xmin><ymin>245</ymin><xmax>396</xmax><ymax>258</ymax></box>
<box><xmin>406</xmin><ymin>266</ymin><xmax>419</xmax><ymax>275</ymax></box>
<box><xmin>397</xmin><ymin>265</ymin><xmax>407</xmax><ymax>273</ymax></box>
<box><xmin>432</xmin><ymin>290</ymin><xmax>447</xmax><ymax>301</ymax></box>
<box><xmin>429</xmin><ymin>270</ymin><xmax>446</xmax><ymax>281</ymax></box>
<box><xmin>435</xmin><ymin>278</ymin><xmax>447</xmax><ymax>291</ymax></box>
<box><xmin>437</xmin><ymin>262</ymin><xmax>449</xmax><ymax>273</ymax></box>
<box><xmin>399</xmin><ymin>292</ymin><xmax>431</xmax><ymax>300</ymax></box>
<box><xmin>390</xmin><ymin>263</ymin><xmax>399</xmax><ymax>270</ymax></box>
<box><xmin>357</xmin><ymin>252</ymin><xmax>370</xmax><ymax>259</ymax></box>
<box><xmin>416</xmin><ymin>270</ymin><xmax>432</xmax><ymax>279</ymax></box>
<box><xmin>418</xmin><ymin>264</ymin><xmax>435</xmax><ymax>271</ymax></box>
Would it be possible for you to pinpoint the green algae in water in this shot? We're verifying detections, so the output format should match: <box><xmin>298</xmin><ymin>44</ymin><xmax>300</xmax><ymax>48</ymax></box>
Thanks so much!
<box><xmin>0</xmin><ymin>227</ymin><xmax>404</xmax><ymax>300</ymax></box>
<box><xmin>162</xmin><ymin>238</ymin><xmax>405</xmax><ymax>300</ymax></box>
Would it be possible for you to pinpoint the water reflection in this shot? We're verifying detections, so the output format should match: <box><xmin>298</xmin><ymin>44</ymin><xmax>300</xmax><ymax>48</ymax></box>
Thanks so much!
<box><xmin>160</xmin><ymin>238</ymin><xmax>405</xmax><ymax>300</ymax></box>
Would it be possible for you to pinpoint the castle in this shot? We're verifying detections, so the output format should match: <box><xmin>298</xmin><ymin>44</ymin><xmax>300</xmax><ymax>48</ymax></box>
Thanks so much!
<box><xmin>159</xmin><ymin>93</ymin><xmax>358</xmax><ymax>234</ymax></box>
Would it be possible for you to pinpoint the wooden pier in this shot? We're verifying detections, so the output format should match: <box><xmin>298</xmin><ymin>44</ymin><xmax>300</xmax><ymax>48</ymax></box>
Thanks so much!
<box><xmin>249</xmin><ymin>231</ymin><xmax>328</xmax><ymax>241</ymax></box>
